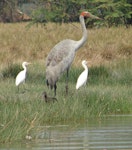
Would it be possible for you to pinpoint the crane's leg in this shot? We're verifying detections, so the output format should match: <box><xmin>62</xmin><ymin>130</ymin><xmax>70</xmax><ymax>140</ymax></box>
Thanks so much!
<box><xmin>66</xmin><ymin>68</ymin><xmax>69</xmax><ymax>95</ymax></box>
<box><xmin>54</xmin><ymin>83</ymin><xmax>57</xmax><ymax>96</ymax></box>
<box><xmin>46</xmin><ymin>80</ymin><xmax>49</xmax><ymax>88</ymax></box>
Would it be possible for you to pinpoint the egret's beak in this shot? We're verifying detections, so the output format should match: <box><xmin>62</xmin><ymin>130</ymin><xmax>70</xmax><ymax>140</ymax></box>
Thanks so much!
<box><xmin>27</xmin><ymin>62</ymin><xmax>31</xmax><ymax>65</ymax></box>
<box><xmin>84</xmin><ymin>60</ymin><xmax>88</xmax><ymax>65</ymax></box>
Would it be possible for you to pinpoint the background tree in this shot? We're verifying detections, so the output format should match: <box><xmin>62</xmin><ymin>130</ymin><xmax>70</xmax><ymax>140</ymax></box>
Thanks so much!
<box><xmin>31</xmin><ymin>0</ymin><xmax>131</xmax><ymax>27</ymax></box>
<box><xmin>93</xmin><ymin>0</ymin><xmax>132</xmax><ymax>27</ymax></box>
<box><xmin>0</xmin><ymin>0</ymin><xmax>131</xmax><ymax>27</ymax></box>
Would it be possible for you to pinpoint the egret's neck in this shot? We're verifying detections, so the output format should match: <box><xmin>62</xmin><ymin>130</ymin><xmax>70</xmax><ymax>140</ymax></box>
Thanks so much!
<box><xmin>75</xmin><ymin>15</ymin><xmax>88</xmax><ymax>50</ymax></box>
<box><xmin>22</xmin><ymin>64</ymin><xmax>27</xmax><ymax>72</ymax></box>
<box><xmin>82</xmin><ymin>63</ymin><xmax>88</xmax><ymax>71</ymax></box>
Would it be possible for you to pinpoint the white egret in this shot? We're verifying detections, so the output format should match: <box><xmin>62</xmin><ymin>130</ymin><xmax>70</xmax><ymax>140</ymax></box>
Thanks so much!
<box><xmin>76</xmin><ymin>60</ymin><xmax>88</xmax><ymax>90</ymax></box>
<box><xmin>15</xmin><ymin>61</ymin><xmax>31</xmax><ymax>90</ymax></box>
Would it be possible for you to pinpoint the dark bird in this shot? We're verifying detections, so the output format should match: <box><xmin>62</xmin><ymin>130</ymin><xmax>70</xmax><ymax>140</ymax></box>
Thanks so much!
<box><xmin>43</xmin><ymin>91</ymin><xmax>57</xmax><ymax>103</ymax></box>
<box><xmin>46</xmin><ymin>11</ymin><xmax>101</xmax><ymax>96</ymax></box>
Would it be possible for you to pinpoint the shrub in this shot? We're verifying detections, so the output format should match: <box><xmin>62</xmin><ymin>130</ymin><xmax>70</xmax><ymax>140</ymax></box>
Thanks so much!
<box><xmin>2</xmin><ymin>63</ymin><xmax>21</xmax><ymax>78</ymax></box>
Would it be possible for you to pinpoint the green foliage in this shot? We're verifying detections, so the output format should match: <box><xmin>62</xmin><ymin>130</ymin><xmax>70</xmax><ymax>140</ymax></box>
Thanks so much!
<box><xmin>88</xmin><ymin>65</ymin><xmax>109</xmax><ymax>84</ymax></box>
<box><xmin>95</xmin><ymin>0</ymin><xmax>132</xmax><ymax>27</ymax></box>
<box><xmin>30</xmin><ymin>0</ymin><xmax>132</xmax><ymax>27</ymax></box>
<box><xmin>59</xmin><ymin>60</ymin><xmax>132</xmax><ymax>87</ymax></box>
<box><xmin>60</xmin><ymin>65</ymin><xmax>110</xmax><ymax>85</ymax></box>
<box><xmin>1</xmin><ymin>63</ymin><xmax>21</xmax><ymax>78</ymax></box>
<box><xmin>0</xmin><ymin>0</ymin><xmax>131</xmax><ymax>26</ymax></box>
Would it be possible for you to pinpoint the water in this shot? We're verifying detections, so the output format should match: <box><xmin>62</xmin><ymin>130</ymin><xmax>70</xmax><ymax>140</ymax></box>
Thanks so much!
<box><xmin>1</xmin><ymin>115</ymin><xmax>132</xmax><ymax>150</ymax></box>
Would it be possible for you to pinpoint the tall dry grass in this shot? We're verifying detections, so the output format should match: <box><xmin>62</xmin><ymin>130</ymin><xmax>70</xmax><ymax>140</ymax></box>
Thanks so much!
<box><xmin>0</xmin><ymin>22</ymin><xmax>131</xmax><ymax>69</ymax></box>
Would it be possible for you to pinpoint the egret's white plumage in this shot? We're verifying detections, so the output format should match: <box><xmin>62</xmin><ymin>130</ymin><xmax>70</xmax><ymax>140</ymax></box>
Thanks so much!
<box><xmin>76</xmin><ymin>60</ymin><xmax>88</xmax><ymax>90</ymax></box>
<box><xmin>15</xmin><ymin>62</ymin><xmax>30</xmax><ymax>87</ymax></box>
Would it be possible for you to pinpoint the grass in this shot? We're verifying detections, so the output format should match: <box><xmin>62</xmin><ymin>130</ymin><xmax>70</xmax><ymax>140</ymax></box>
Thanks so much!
<box><xmin>0</xmin><ymin>22</ymin><xmax>132</xmax><ymax>143</ymax></box>
<box><xmin>0</xmin><ymin>59</ymin><xmax>132</xmax><ymax>143</ymax></box>
<box><xmin>0</xmin><ymin>23</ymin><xmax>132</xmax><ymax>67</ymax></box>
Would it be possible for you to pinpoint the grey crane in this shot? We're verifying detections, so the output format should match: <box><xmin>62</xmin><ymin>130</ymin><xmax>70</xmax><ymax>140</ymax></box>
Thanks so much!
<box><xmin>46</xmin><ymin>11</ymin><xmax>101</xmax><ymax>96</ymax></box>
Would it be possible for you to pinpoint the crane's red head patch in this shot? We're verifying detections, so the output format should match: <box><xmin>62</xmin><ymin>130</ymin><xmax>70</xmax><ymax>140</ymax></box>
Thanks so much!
<box><xmin>80</xmin><ymin>11</ymin><xmax>90</xmax><ymax>17</ymax></box>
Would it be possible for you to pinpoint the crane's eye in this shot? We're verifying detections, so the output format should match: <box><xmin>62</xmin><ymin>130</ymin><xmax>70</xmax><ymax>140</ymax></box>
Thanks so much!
<box><xmin>81</xmin><ymin>12</ymin><xmax>90</xmax><ymax>18</ymax></box>
<box><xmin>85</xmin><ymin>12</ymin><xmax>90</xmax><ymax>17</ymax></box>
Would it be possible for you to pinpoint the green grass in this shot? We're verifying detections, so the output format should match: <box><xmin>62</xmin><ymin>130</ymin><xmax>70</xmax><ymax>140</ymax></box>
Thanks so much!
<box><xmin>0</xmin><ymin>59</ymin><xmax>132</xmax><ymax>143</ymax></box>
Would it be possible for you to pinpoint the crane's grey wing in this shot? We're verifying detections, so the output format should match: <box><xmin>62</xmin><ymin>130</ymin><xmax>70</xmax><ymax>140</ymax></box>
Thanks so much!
<box><xmin>46</xmin><ymin>39</ymin><xmax>76</xmax><ymax>67</ymax></box>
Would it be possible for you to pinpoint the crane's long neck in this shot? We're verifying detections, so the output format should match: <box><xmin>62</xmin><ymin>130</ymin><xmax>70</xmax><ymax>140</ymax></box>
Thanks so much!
<box><xmin>75</xmin><ymin>15</ymin><xmax>88</xmax><ymax>51</ymax></box>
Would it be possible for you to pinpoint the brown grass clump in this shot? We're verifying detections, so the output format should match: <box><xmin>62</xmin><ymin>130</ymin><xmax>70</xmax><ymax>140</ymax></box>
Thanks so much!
<box><xmin>74</xmin><ymin>26</ymin><xmax>132</xmax><ymax>66</ymax></box>
<box><xmin>0</xmin><ymin>22</ymin><xmax>131</xmax><ymax>69</ymax></box>
<box><xmin>118</xmin><ymin>43</ymin><xmax>132</xmax><ymax>57</ymax></box>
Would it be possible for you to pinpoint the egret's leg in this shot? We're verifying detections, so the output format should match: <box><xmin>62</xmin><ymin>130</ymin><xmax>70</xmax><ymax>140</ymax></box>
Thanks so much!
<box><xmin>17</xmin><ymin>86</ymin><xmax>19</xmax><ymax>93</ymax></box>
<box><xmin>23</xmin><ymin>81</ymin><xmax>27</xmax><ymax>93</ymax></box>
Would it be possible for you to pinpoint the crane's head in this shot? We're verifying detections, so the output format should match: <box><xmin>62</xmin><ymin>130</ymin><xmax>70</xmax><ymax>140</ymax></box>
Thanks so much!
<box><xmin>81</xmin><ymin>11</ymin><xmax>102</xmax><ymax>20</ymax></box>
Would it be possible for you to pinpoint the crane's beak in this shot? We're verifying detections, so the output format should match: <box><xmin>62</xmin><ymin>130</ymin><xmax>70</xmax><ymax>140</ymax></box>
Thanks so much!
<box><xmin>89</xmin><ymin>13</ymin><xmax>102</xmax><ymax>20</ymax></box>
